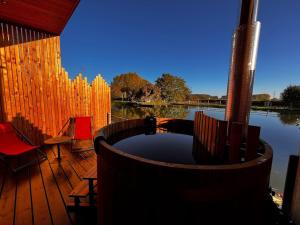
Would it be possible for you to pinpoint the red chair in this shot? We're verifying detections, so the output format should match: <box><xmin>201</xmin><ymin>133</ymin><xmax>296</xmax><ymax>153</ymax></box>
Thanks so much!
<box><xmin>59</xmin><ymin>116</ymin><xmax>94</xmax><ymax>153</ymax></box>
<box><xmin>71</xmin><ymin>116</ymin><xmax>94</xmax><ymax>152</ymax></box>
<box><xmin>0</xmin><ymin>122</ymin><xmax>47</xmax><ymax>172</ymax></box>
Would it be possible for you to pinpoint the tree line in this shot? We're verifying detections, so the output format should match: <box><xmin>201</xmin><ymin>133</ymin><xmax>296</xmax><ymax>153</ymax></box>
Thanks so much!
<box><xmin>281</xmin><ymin>85</ymin><xmax>300</xmax><ymax>107</ymax></box>
<box><xmin>111</xmin><ymin>72</ymin><xmax>300</xmax><ymax>107</ymax></box>
<box><xmin>111</xmin><ymin>73</ymin><xmax>191</xmax><ymax>103</ymax></box>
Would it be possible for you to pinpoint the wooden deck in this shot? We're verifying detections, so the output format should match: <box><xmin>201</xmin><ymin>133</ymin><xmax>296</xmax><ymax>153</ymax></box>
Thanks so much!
<box><xmin>0</xmin><ymin>143</ymin><xmax>97</xmax><ymax>225</ymax></box>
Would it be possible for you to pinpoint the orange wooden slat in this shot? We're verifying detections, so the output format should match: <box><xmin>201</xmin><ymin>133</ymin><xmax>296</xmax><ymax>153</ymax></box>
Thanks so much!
<box><xmin>53</xmin><ymin>36</ymin><xmax>62</xmax><ymax>131</ymax></box>
<box><xmin>0</xmin><ymin>23</ymin><xmax>9</xmax><ymax>122</ymax></box>
<box><xmin>47</xmin><ymin>36</ymin><xmax>56</xmax><ymax>136</ymax></box>
<box><xmin>34</xmin><ymin>32</ymin><xmax>43</xmax><ymax>136</ymax></box>
<box><xmin>18</xmin><ymin>27</ymin><xmax>30</xmax><ymax>137</ymax></box>
<box><xmin>14</xmin><ymin>26</ymin><xmax>26</xmax><ymax>132</ymax></box>
<box><xmin>23</xmin><ymin>28</ymin><xmax>35</xmax><ymax>141</ymax></box>
<box><xmin>8</xmin><ymin>25</ymin><xmax>21</xmax><ymax>127</ymax></box>
<box><xmin>42</xmin><ymin>33</ymin><xmax>52</xmax><ymax>136</ymax></box>
<box><xmin>28</xmin><ymin>30</ymin><xmax>40</xmax><ymax>143</ymax></box>
<box><xmin>99</xmin><ymin>76</ymin><xmax>103</xmax><ymax>128</ymax></box>
<box><xmin>61</xmin><ymin>70</ymin><xmax>67</xmax><ymax>126</ymax></box>
<box><xmin>37</xmin><ymin>32</ymin><xmax>47</xmax><ymax>134</ymax></box>
<box><xmin>3</xmin><ymin>23</ymin><xmax>16</xmax><ymax>122</ymax></box>
<box><xmin>31</xmin><ymin>31</ymin><xmax>42</xmax><ymax>142</ymax></box>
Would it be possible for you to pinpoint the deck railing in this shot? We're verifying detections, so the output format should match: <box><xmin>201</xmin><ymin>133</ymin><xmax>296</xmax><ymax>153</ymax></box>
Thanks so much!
<box><xmin>0</xmin><ymin>22</ymin><xmax>111</xmax><ymax>144</ymax></box>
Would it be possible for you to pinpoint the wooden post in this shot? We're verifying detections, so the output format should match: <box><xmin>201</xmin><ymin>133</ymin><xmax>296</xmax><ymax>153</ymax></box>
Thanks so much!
<box><xmin>282</xmin><ymin>155</ymin><xmax>299</xmax><ymax>214</ymax></box>
<box><xmin>107</xmin><ymin>113</ymin><xmax>111</xmax><ymax>125</ymax></box>
<box><xmin>290</xmin><ymin>155</ymin><xmax>300</xmax><ymax>224</ymax></box>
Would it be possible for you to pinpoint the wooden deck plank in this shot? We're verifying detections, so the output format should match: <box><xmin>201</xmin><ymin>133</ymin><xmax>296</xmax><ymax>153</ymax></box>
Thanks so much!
<box><xmin>57</xmin><ymin>143</ymin><xmax>88</xmax><ymax>173</ymax></box>
<box><xmin>39</xmin><ymin>158</ymin><xmax>72</xmax><ymax>225</ymax></box>
<box><xmin>69</xmin><ymin>150</ymin><xmax>96</xmax><ymax>172</ymax></box>
<box><xmin>47</xmin><ymin>161</ymin><xmax>77</xmax><ymax>224</ymax></box>
<box><xmin>14</xmin><ymin>167</ymin><xmax>33</xmax><ymax>225</ymax></box>
<box><xmin>59</xmin><ymin>160</ymin><xmax>81</xmax><ymax>189</ymax></box>
<box><xmin>0</xmin><ymin>144</ymin><xmax>97</xmax><ymax>225</ymax></box>
<box><xmin>48</xmin><ymin>162</ymin><xmax>72</xmax><ymax>203</ymax></box>
<box><xmin>58</xmin><ymin>147</ymin><xmax>86</xmax><ymax>187</ymax></box>
<box><xmin>30</xmin><ymin>154</ymin><xmax>53</xmax><ymax>225</ymax></box>
<box><xmin>0</xmin><ymin>164</ymin><xmax>6</xmax><ymax>198</ymax></box>
<box><xmin>82</xmin><ymin>166</ymin><xmax>97</xmax><ymax>180</ymax></box>
<box><xmin>0</xmin><ymin>168</ymin><xmax>17</xmax><ymax>225</ymax></box>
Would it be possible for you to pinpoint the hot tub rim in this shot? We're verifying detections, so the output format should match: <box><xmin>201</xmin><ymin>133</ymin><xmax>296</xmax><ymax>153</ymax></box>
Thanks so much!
<box><xmin>95</xmin><ymin>135</ymin><xmax>272</xmax><ymax>171</ymax></box>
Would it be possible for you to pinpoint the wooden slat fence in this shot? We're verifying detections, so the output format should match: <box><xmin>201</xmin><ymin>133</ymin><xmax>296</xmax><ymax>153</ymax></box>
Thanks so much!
<box><xmin>193</xmin><ymin>111</ymin><xmax>261</xmax><ymax>163</ymax></box>
<box><xmin>0</xmin><ymin>22</ymin><xmax>111</xmax><ymax>144</ymax></box>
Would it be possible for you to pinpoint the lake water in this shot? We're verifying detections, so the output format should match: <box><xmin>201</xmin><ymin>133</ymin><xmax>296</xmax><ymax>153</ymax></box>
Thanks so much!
<box><xmin>112</xmin><ymin>102</ymin><xmax>300</xmax><ymax>193</ymax></box>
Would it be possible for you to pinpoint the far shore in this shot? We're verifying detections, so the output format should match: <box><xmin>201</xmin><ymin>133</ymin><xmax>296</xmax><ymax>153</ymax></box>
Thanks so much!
<box><xmin>113</xmin><ymin>100</ymin><xmax>300</xmax><ymax>113</ymax></box>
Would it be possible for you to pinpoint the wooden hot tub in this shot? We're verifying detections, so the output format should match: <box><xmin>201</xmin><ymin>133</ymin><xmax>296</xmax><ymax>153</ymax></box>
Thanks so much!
<box><xmin>94</xmin><ymin>117</ymin><xmax>273</xmax><ymax>225</ymax></box>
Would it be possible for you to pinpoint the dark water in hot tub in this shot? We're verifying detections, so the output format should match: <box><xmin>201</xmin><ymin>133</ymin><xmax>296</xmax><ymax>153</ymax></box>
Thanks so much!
<box><xmin>113</xmin><ymin>132</ymin><xmax>195</xmax><ymax>164</ymax></box>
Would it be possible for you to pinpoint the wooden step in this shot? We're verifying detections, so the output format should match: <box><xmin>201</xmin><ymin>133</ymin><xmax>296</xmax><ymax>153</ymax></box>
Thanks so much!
<box><xmin>66</xmin><ymin>199</ymin><xmax>96</xmax><ymax>210</ymax></box>
<box><xmin>69</xmin><ymin>180</ymin><xmax>97</xmax><ymax>198</ymax></box>
<box><xmin>82</xmin><ymin>166</ymin><xmax>97</xmax><ymax>180</ymax></box>
<box><xmin>68</xmin><ymin>180</ymin><xmax>97</xmax><ymax>208</ymax></box>
<box><xmin>68</xmin><ymin>166</ymin><xmax>98</xmax><ymax>208</ymax></box>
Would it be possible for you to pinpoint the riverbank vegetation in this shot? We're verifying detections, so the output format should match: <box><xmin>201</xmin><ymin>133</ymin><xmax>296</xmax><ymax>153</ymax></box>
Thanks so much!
<box><xmin>111</xmin><ymin>72</ymin><xmax>300</xmax><ymax>112</ymax></box>
<box><xmin>111</xmin><ymin>72</ymin><xmax>191</xmax><ymax>103</ymax></box>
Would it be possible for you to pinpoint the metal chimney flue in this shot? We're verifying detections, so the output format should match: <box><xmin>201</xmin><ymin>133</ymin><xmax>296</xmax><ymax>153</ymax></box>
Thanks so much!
<box><xmin>225</xmin><ymin>0</ymin><xmax>261</xmax><ymax>136</ymax></box>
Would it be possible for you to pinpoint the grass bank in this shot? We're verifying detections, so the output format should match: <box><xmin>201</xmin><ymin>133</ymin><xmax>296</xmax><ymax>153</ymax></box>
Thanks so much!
<box><xmin>113</xmin><ymin>100</ymin><xmax>300</xmax><ymax>113</ymax></box>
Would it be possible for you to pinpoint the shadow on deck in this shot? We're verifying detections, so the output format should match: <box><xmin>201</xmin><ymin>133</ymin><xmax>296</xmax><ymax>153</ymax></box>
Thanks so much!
<box><xmin>0</xmin><ymin>143</ymin><xmax>97</xmax><ymax>225</ymax></box>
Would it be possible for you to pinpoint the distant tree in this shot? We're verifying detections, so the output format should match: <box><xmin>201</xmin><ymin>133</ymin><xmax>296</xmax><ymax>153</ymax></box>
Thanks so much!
<box><xmin>281</xmin><ymin>85</ymin><xmax>300</xmax><ymax>107</ymax></box>
<box><xmin>189</xmin><ymin>94</ymin><xmax>218</xmax><ymax>101</ymax></box>
<box><xmin>155</xmin><ymin>73</ymin><xmax>191</xmax><ymax>102</ymax></box>
<box><xmin>252</xmin><ymin>94</ymin><xmax>271</xmax><ymax>101</ymax></box>
<box><xmin>111</xmin><ymin>73</ymin><xmax>149</xmax><ymax>100</ymax></box>
<box><xmin>271</xmin><ymin>98</ymin><xmax>280</xmax><ymax>102</ymax></box>
<box><xmin>135</xmin><ymin>83</ymin><xmax>161</xmax><ymax>102</ymax></box>
<box><xmin>188</xmin><ymin>94</ymin><xmax>200</xmax><ymax>101</ymax></box>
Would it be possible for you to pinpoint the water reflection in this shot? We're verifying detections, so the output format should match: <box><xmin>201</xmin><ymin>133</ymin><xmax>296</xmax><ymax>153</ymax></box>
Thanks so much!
<box><xmin>112</xmin><ymin>102</ymin><xmax>189</xmax><ymax>119</ymax></box>
<box><xmin>278</xmin><ymin>112</ymin><xmax>300</xmax><ymax>125</ymax></box>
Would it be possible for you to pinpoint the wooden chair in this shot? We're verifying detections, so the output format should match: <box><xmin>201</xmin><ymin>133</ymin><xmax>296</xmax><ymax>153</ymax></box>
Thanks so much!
<box><xmin>59</xmin><ymin>116</ymin><xmax>94</xmax><ymax>152</ymax></box>
<box><xmin>0</xmin><ymin>122</ymin><xmax>47</xmax><ymax>172</ymax></box>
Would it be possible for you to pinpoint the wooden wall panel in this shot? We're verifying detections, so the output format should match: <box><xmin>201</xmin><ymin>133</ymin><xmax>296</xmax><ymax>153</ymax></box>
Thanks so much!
<box><xmin>193</xmin><ymin>111</ymin><xmax>261</xmax><ymax>163</ymax></box>
<box><xmin>0</xmin><ymin>22</ymin><xmax>111</xmax><ymax>144</ymax></box>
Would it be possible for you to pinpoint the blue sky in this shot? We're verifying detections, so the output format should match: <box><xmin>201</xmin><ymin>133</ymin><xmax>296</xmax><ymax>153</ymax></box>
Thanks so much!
<box><xmin>61</xmin><ymin>0</ymin><xmax>300</xmax><ymax>98</ymax></box>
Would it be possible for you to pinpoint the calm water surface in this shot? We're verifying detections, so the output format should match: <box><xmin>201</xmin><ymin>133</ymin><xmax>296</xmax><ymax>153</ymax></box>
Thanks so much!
<box><xmin>113</xmin><ymin>133</ymin><xmax>195</xmax><ymax>164</ymax></box>
<box><xmin>112</xmin><ymin>103</ymin><xmax>300</xmax><ymax>193</ymax></box>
